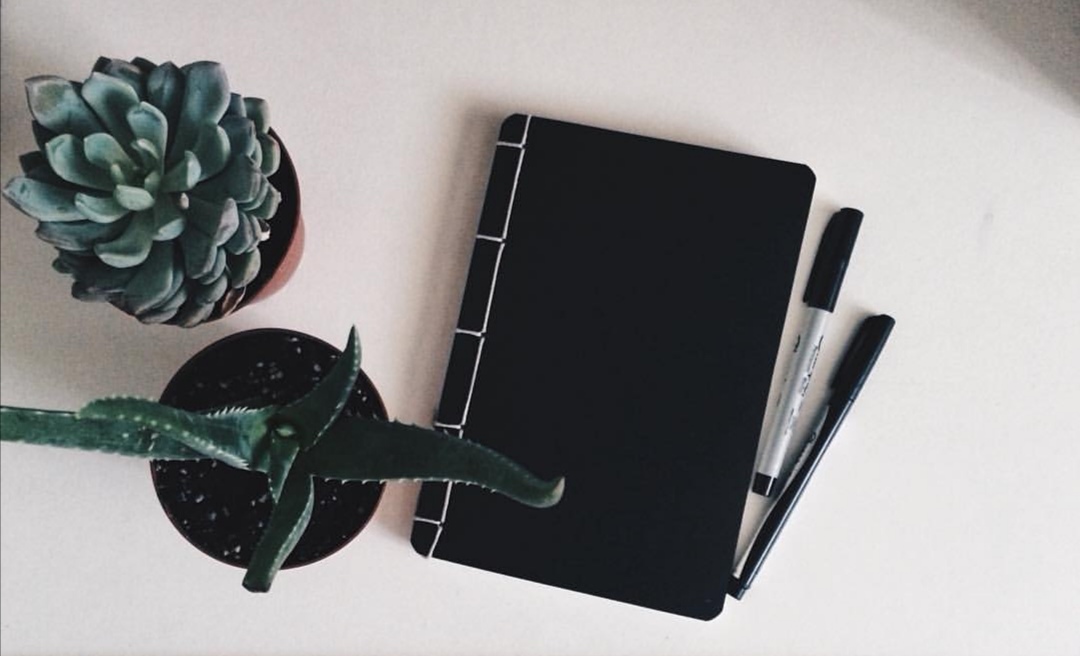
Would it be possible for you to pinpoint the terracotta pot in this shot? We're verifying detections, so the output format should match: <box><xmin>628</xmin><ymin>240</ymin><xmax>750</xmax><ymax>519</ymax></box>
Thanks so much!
<box><xmin>150</xmin><ymin>328</ymin><xmax>384</xmax><ymax>570</ymax></box>
<box><xmin>213</xmin><ymin>129</ymin><xmax>305</xmax><ymax>320</ymax></box>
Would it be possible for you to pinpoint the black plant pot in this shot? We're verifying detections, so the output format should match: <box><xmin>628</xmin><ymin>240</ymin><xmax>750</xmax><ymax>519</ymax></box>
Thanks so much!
<box><xmin>151</xmin><ymin>328</ymin><xmax>385</xmax><ymax>570</ymax></box>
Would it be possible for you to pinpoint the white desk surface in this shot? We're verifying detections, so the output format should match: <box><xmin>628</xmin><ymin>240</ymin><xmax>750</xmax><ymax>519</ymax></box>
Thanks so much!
<box><xmin>2</xmin><ymin>1</ymin><xmax>1078</xmax><ymax>654</ymax></box>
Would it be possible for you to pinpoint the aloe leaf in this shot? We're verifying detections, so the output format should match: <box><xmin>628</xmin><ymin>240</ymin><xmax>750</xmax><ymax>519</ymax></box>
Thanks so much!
<box><xmin>94</xmin><ymin>211</ymin><xmax>156</xmax><ymax>267</ymax></box>
<box><xmin>24</xmin><ymin>76</ymin><xmax>103</xmax><ymax>137</ymax></box>
<box><xmin>272</xmin><ymin>328</ymin><xmax>361</xmax><ymax>450</ymax></box>
<box><xmin>2</xmin><ymin>176</ymin><xmax>82</xmax><ymax>222</ymax></box>
<box><xmin>190</xmin><ymin>125</ymin><xmax>230</xmax><ymax>180</ymax></box>
<box><xmin>78</xmin><ymin>397</ymin><xmax>275</xmax><ymax>469</ymax></box>
<box><xmin>1</xmin><ymin>406</ymin><xmax>202</xmax><ymax>460</ymax></box>
<box><xmin>242</xmin><ymin>471</ymin><xmax>313</xmax><ymax>593</ymax></box>
<box><xmin>126</xmin><ymin>102</ymin><xmax>168</xmax><ymax>157</ymax></box>
<box><xmin>80</xmin><ymin>72</ymin><xmax>140</xmax><ymax>147</ymax></box>
<box><xmin>160</xmin><ymin>151</ymin><xmax>201</xmax><ymax>192</ymax></box>
<box><xmin>75</xmin><ymin>192</ymin><xmax>130</xmax><ymax>223</ymax></box>
<box><xmin>70</xmin><ymin>258</ymin><xmax>138</xmax><ymax>294</ymax></box>
<box><xmin>151</xmin><ymin>199</ymin><xmax>186</xmax><ymax>240</ymax></box>
<box><xmin>123</xmin><ymin>241</ymin><xmax>176</xmax><ymax>314</ymax></box>
<box><xmin>45</xmin><ymin>135</ymin><xmax>115</xmax><ymax>191</ymax></box>
<box><xmin>257</xmin><ymin>133</ymin><xmax>280</xmax><ymax>176</ymax></box>
<box><xmin>243</xmin><ymin>97</ymin><xmax>270</xmax><ymax>134</ymax></box>
<box><xmin>113</xmin><ymin>185</ymin><xmax>155</xmax><ymax>211</ymax></box>
<box><xmin>227</xmin><ymin>248</ymin><xmax>261</xmax><ymax>288</ymax></box>
<box><xmin>185</xmin><ymin>196</ymin><xmax>239</xmax><ymax>246</ymax></box>
<box><xmin>302</xmin><ymin>417</ymin><xmax>565</xmax><ymax>509</ymax></box>
<box><xmin>264</xmin><ymin>438</ymin><xmax>301</xmax><ymax>503</ymax></box>
<box><xmin>171</xmin><ymin>62</ymin><xmax>230</xmax><ymax>165</ymax></box>
<box><xmin>36</xmin><ymin>217</ymin><xmax>129</xmax><ymax>252</ymax></box>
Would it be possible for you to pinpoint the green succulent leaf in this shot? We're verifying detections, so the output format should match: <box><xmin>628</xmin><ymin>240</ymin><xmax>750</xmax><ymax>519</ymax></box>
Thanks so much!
<box><xmin>75</xmin><ymin>192</ymin><xmax>130</xmax><ymax>223</ymax></box>
<box><xmin>192</xmin><ymin>153</ymin><xmax>261</xmax><ymax>203</ymax></box>
<box><xmin>0</xmin><ymin>406</ymin><xmax>202</xmax><ymax>460</ymax></box>
<box><xmin>130</xmin><ymin>138</ymin><xmax>161</xmax><ymax>172</ymax></box>
<box><xmin>242</xmin><ymin>471</ymin><xmax>313</xmax><ymax>593</ymax></box>
<box><xmin>93</xmin><ymin>57</ymin><xmax>146</xmax><ymax>97</ymax></box>
<box><xmin>123</xmin><ymin>241</ymin><xmax>176</xmax><ymax>314</ymax></box>
<box><xmin>83</xmin><ymin>133</ymin><xmax>137</xmax><ymax>179</ymax></box>
<box><xmin>243</xmin><ymin>97</ymin><xmax>270</xmax><ymax>134</ymax></box>
<box><xmin>2</xmin><ymin>176</ymin><xmax>82</xmax><ymax>222</ymax></box>
<box><xmin>113</xmin><ymin>185</ymin><xmax>155</xmax><ymax>211</ymax></box>
<box><xmin>219</xmin><ymin>116</ymin><xmax>257</xmax><ymax>159</ymax></box>
<box><xmin>238</xmin><ymin>175</ymin><xmax>270</xmax><ymax>212</ymax></box>
<box><xmin>248</xmin><ymin>186</ymin><xmax>281</xmax><ymax>221</ymax></box>
<box><xmin>94</xmin><ymin>210</ymin><xmax>156</xmax><ymax>267</ymax></box>
<box><xmin>24</xmin><ymin>76</ymin><xmax>103</xmax><ymax>137</ymax></box>
<box><xmin>257</xmin><ymin>133</ymin><xmax>280</xmax><ymax>176</ymax></box>
<box><xmin>224</xmin><ymin>209</ymin><xmax>258</xmax><ymax>254</ymax></box>
<box><xmin>151</xmin><ymin>199</ymin><xmax>186</xmax><ymax>240</ymax></box>
<box><xmin>194</xmin><ymin>269</ymin><xmax>229</xmax><ymax>305</ymax></box>
<box><xmin>126</xmin><ymin>102</ymin><xmax>168</xmax><ymax>156</ymax></box>
<box><xmin>160</xmin><ymin>151</ymin><xmax>201</xmax><ymax>192</ymax></box>
<box><xmin>36</xmin><ymin>217</ymin><xmax>129</xmax><ymax>252</ymax></box>
<box><xmin>80</xmin><ymin>72</ymin><xmax>140</xmax><ymax>147</ymax></box>
<box><xmin>171</xmin><ymin>61</ymin><xmax>230</xmax><ymax>164</ymax></box>
<box><xmin>227</xmin><ymin>248</ymin><xmax>261</xmax><ymax>288</ymax></box>
<box><xmin>185</xmin><ymin>196</ymin><xmax>239</xmax><ymax>246</ymax></box>
<box><xmin>190</xmin><ymin>124</ymin><xmax>231</xmax><ymax>180</ymax></box>
<box><xmin>226</xmin><ymin>92</ymin><xmax>246</xmax><ymax>117</ymax></box>
<box><xmin>45</xmin><ymin>135</ymin><xmax>115</xmax><ymax>191</ymax></box>
<box><xmin>146</xmin><ymin>62</ymin><xmax>184</xmax><ymax>133</ymax></box>
<box><xmin>302</xmin><ymin>416</ymin><xmax>566</xmax><ymax>508</ymax></box>
<box><xmin>54</xmin><ymin>251</ymin><xmax>137</xmax><ymax>293</ymax></box>
<box><xmin>273</xmin><ymin>327</ymin><xmax>362</xmax><ymax>451</ymax></box>
<box><xmin>178</xmin><ymin>224</ymin><xmax>216</xmax><ymax>279</ymax></box>
<box><xmin>78</xmin><ymin>397</ymin><xmax>275</xmax><ymax>469</ymax></box>
<box><xmin>172</xmin><ymin>297</ymin><xmax>217</xmax><ymax>328</ymax></box>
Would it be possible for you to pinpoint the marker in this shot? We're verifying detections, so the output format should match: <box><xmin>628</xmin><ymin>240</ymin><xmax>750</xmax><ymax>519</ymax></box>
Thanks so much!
<box><xmin>730</xmin><ymin>314</ymin><xmax>895</xmax><ymax>600</ymax></box>
<box><xmin>752</xmin><ymin>208</ymin><xmax>863</xmax><ymax>498</ymax></box>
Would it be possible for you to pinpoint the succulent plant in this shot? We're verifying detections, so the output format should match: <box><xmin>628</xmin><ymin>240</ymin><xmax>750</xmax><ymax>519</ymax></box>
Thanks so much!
<box><xmin>1</xmin><ymin>56</ymin><xmax>283</xmax><ymax>327</ymax></box>
<box><xmin>0</xmin><ymin>327</ymin><xmax>565</xmax><ymax>591</ymax></box>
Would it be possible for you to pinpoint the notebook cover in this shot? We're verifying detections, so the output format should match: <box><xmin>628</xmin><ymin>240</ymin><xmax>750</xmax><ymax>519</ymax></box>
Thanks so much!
<box><xmin>411</xmin><ymin>114</ymin><xmax>814</xmax><ymax>619</ymax></box>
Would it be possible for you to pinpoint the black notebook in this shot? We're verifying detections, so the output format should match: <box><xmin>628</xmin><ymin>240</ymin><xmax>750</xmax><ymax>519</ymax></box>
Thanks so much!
<box><xmin>411</xmin><ymin>114</ymin><xmax>815</xmax><ymax>619</ymax></box>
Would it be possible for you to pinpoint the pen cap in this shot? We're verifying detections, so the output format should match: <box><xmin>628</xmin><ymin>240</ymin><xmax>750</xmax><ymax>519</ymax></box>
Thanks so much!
<box><xmin>803</xmin><ymin>208</ymin><xmax>863</xmax><ymax>311</ymax></box>
<box><xmin>832</xmin><ymin>314</ymin><xmax>895</xmax><ymax>400</ymax></box>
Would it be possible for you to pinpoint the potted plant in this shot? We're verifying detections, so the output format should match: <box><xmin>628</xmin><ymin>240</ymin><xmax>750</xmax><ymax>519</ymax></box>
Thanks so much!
<box><xmin>0</xmin><ymin>327</ymin><xmax>565</xmax><ymax>591</ymax></box>
<box><xmin>1</xmin><ymin>56</ymin><xmax>303</xmax><ymax>327</ymax></box>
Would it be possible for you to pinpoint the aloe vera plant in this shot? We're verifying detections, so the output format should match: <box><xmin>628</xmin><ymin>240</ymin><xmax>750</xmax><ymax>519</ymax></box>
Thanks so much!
<box><xmin>1</xmin><ymin>56</ymin><xmax>284</xmax><ymax>327</ymax></box>
<box><xmin>0</xmin><ymin>327</ymin><xmax>564</xmax><ymax>592</ymax></box>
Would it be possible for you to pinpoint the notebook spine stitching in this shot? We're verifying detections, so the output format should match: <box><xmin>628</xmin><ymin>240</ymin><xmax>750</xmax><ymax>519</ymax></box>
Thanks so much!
<box><xmin>413</xmin><ymin>115</ymin><xmax>532</xmax><ymax>558</ymax></box>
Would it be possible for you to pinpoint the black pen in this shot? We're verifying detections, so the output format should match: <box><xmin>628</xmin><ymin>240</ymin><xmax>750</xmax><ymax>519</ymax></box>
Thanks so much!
<box><xmin>729</xmin><ymin>314</ymin><xmax>895</xmax><ymax>600</ymax></box>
